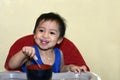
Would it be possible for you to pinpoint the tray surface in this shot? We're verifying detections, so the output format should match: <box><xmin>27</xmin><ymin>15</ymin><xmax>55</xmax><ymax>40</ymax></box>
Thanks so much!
<box><xmin>0</xmin><ymin>71</ymin><xmax>98</xmax><ymax>80</ymax></box>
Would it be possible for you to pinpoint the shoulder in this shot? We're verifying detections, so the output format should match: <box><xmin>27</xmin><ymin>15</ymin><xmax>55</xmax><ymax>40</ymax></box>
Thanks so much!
<box><xmin>54</xmin><ymin>48</ymin><xmax>63</xmax><ymax>57</ymax></box>
<box><xmin>54</xmin><ymin>48</ymin><xmax>63</xmax><ymax>55</ymax></box>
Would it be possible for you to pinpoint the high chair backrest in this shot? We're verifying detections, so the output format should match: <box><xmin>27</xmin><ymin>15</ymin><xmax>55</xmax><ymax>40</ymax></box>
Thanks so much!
<box><xmin>4</xmin><ymin>34</ymin><xmax>90</xmax><ymax>71</ymax></box>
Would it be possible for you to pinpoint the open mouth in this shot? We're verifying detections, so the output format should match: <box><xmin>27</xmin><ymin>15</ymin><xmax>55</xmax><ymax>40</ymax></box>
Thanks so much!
<box><xmin>40</xmin><ymin>39</ymin><xmax>50</xmax><ymax>45</ymax></box>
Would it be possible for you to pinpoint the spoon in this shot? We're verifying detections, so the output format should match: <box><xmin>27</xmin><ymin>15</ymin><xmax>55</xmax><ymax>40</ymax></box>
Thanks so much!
<box><xmin>33</xmin><ymin>55</ymin><xmax>41</xmax><ymax>68</ymax></box>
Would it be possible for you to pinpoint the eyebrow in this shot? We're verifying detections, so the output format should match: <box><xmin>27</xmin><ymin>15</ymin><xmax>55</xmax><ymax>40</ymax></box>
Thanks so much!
<box><xmin>37</xmin><ymin>26</ymin><xmax>58</xmax><ymax>32</ymax></box>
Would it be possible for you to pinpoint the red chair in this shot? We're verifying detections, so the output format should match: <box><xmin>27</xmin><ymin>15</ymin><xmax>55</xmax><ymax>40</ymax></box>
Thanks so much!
<box><xmin>4</xmin><ymin>34</ymin><xmax>90</xmax><ymax>71</ymax></box>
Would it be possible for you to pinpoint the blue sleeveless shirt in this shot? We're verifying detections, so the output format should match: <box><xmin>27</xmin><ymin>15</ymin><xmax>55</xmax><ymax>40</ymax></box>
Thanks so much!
<box><xmin>22</xmin><ymin>45</ymin><xmax>61</xmax><ymax>73</ymax></box>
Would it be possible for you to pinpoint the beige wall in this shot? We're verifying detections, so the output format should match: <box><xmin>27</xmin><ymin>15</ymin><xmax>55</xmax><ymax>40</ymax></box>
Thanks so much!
<box><xmin>0</xmin><ymin>0</ymin><xmax>120</xmax><ymax>80</ymax></box>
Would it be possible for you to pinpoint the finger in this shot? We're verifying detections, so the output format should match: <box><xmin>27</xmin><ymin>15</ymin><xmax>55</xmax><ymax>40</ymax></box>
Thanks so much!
<box><xmin>22</xmin><ymin>47</ymin><xmax>26</xmax><ymax>53</ymax></box>
<box><xmin>27</xmin><ymin>47</ymin><xmax>34</xmax><ymax>57</ymax></box>
<box><xmin>80</xmin><ymin>66</ymin><xmax>87</xmax><ymax>72</ymax></box>
<box><xmin>77</xmin><ymin>68</ymin><xmax>81</xmax><ymax>73</ymax></box>
<box><xmin>22</xmin><ymin>47</ymin><xmax>29</xmax><ymax>56</ymax></box>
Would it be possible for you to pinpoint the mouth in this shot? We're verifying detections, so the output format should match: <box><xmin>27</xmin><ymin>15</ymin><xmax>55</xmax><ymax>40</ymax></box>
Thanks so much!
<box><xmin>40</xmin><ymin>39</ymin><xmax>50</xmax><ymax>45</ymax></box>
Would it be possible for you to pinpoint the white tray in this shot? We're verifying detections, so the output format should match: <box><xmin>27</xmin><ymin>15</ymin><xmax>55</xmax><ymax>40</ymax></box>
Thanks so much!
<box><xmin>0</xmin><ymin>71</ymin><xmax>99</xmax><ymax>80</ymax></box>
<box><xmin>0</xmin><ymin>71</ymin><xmax>26</xmax><ymax>80</ymax></box>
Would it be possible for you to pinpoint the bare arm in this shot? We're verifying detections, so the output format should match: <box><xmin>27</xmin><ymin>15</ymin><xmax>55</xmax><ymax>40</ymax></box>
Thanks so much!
<box><xmin>60</xmin><ymin>51</ymin><xmax>87</xmax><ymax>73</ymax></box>
<box><xmin>8</xmin><ymin>50</ymin><xmax>28</xmax><ymax>69</ymax></box>
<box><xmin>60</xmin><ymin>51</ymin><xmax>70</xmax><ymax>72</ymax></box>
<box><xmin>8</xmin><ymin>46</ymin><xmax>37</xmax><ymax>69</ymax></box>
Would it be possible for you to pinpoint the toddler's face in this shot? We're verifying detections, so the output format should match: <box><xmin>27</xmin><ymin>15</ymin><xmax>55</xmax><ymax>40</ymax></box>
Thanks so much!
<box><xmin>34</xmin><ymin>20</ymin><xmax>62</xmax><ymax>50</ymax></box>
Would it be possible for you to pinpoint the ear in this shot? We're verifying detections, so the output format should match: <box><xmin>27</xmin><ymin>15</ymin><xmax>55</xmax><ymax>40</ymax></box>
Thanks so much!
<box><xmin>57</xmin><ymin>38</ymin><xmax>63</xmax><ymax>44</ymax></box>
<box><xmin>33</xmin><ymin>34</ymin><xmax>37</xmax><ymax>40</ymax></box>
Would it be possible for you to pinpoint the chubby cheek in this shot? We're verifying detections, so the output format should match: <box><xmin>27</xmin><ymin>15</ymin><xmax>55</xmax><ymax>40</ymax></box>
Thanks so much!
<box><xmin>51</xmin><ymin>38</ymin><xmax>60</xmax><ymax>45</ymax></box>
<box><xmin>34</xmin><ymin>35</ymin><xmax>40</xmax><ymax>43</ymax></box>
<box><xmin>50</xmin><ymin>36</ymin><xmax>58</xmax><ymax>41</ymax></box>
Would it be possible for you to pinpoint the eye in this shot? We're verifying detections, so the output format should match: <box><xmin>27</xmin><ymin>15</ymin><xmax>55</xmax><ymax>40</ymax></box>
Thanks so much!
<box><xmin>39</xmin><ymin>29</ymin><xmax>44</xmax><ymax>32</ymax></box>
<box><xmin>50</xmin><ymin>32</ymin><xmax>56</xmax><ymax>35</ymax></box>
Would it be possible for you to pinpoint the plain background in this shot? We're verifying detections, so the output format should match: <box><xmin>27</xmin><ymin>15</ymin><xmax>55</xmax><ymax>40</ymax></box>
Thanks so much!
<box><xmin>0</xmin><ymin>0</ymin><xmax>120</xmax><ymax>80</ymax></box>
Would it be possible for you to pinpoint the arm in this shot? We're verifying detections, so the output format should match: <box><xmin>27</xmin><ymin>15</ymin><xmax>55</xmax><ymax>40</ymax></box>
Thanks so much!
<box><xmin>8</xmin><ymin>50</ymin><xmax>28</xmax><ymax>69</ymax></box>
<box><xmin>60</xmin><ymin>51</ymin><xmax>87</xmax><ymax>73</ymax></box>
<box><xmin>8</xmin><ymin>46</ymin><xmax>37</xmax><ymax>70</ymax></box>
<box><xmin>57</xmin><ymin>38</ymin><xmax>90</xmax><ymax>71</ymax></box>
<box><xmin>4</xmin><ymin>34</ymin><xmax>35</xmax><ymax>71</ymax></box>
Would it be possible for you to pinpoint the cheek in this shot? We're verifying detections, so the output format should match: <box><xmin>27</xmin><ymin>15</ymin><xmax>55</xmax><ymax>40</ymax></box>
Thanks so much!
<box><xmin>34</xmin><ymin>33</ymin><xmax>41</xmax><ymax>38</ymax></box>
<box><xmin>34</xmin><ymin>34</ymin><xmax>39</xmax><ymax>40</ymax></box>
<box><xmin>51</xmin><ymin>36</ymin><xmax>59</xmax><ymax>40</ymax></box>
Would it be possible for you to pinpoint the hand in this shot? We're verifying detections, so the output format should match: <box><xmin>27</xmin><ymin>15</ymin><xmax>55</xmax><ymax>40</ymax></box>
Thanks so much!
<box><xmin>69</xmin><ymin>64</ymin><xmax>87</xmax><ymax>73</ymax></box>
<box><xmin>22</xmin><ymin>46</ymin><xmax>38</xmax><ymax>60</ymax></box>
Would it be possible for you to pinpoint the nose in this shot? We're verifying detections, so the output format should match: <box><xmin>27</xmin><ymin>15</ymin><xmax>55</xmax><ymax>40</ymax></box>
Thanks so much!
<box><xmin>42</xmin><ymin>32</ymin><xmax>49</xmax><ymax>38</ymax></box>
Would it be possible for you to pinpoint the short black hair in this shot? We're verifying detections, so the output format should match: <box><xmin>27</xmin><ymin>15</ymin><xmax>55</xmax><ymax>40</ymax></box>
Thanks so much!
<box><xmin>33</xmin><ymin>12</ymin><xmax>66</xmax><ymax>38</ymax></box>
